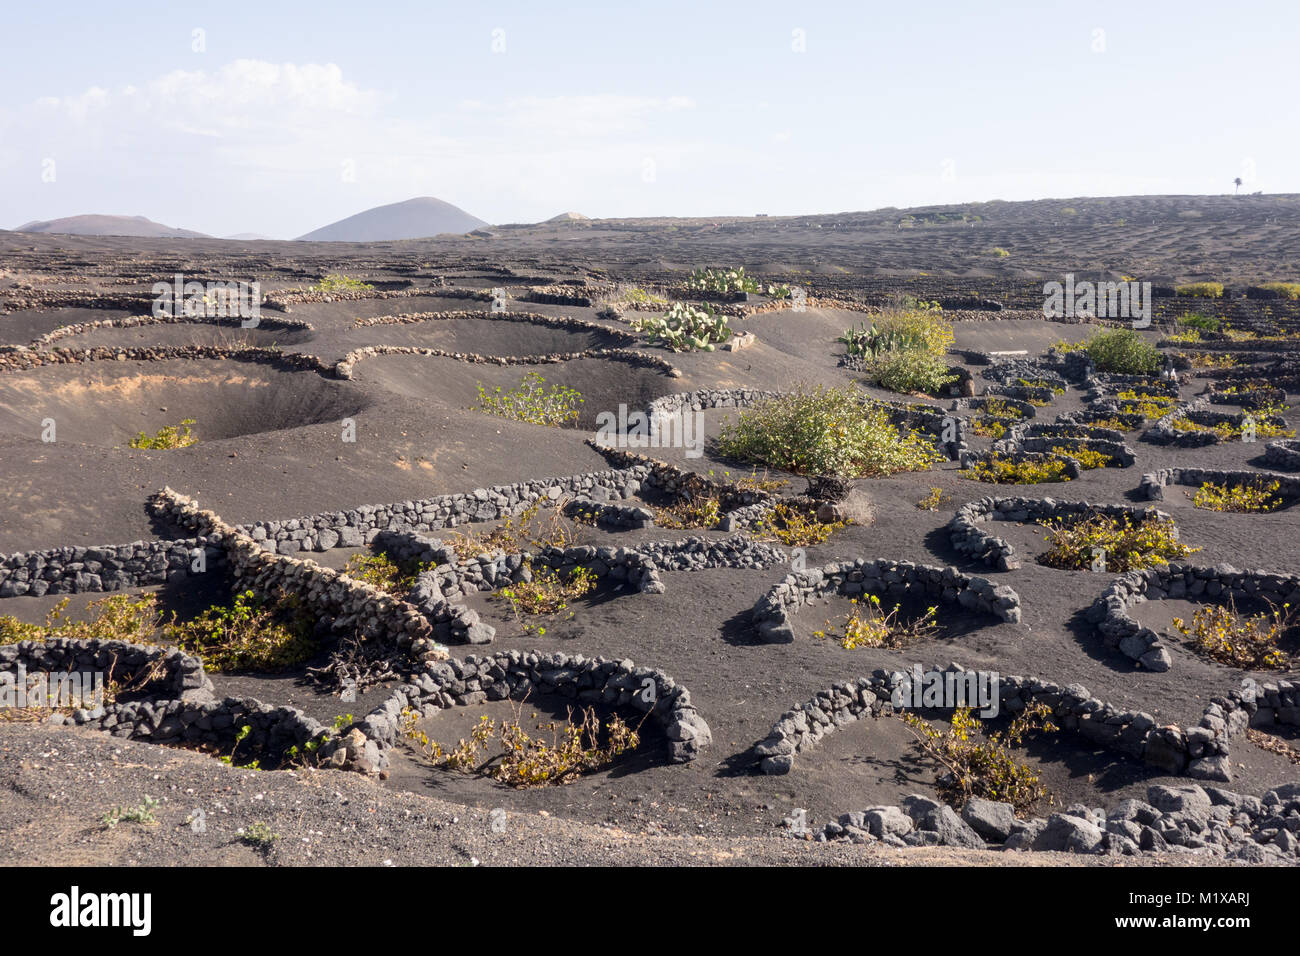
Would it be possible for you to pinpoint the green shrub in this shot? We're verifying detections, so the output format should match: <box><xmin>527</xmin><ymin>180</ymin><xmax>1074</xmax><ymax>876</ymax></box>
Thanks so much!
<box><xmin>685</xmin><ymin>266</ymin><xmax>759</xmax><ymax>295</ymax></box>
<box><xmin>991</xmin><ymin>247</ymin><xmax>1011</xmax><ymax>258</ymax></box>
<box><xmin>1084</xmin><ymin>328</ymin><xmax>1161</xmax><ymax>375</ymax></box>
<box><xmin>0</xmin><ymin>594</ymin><xmax>161</xmax><ymax>647</ymax></box>
<box><xmin>1258</xmin><ymin>282</ymin><xmax>1300</xmax><ymax>300</ymax></box>
<box><xmin>1173</xmin><ymin>601</ymin><xmax>1294</xmax><ymax>669</ymax></box>
<box><xmin>343</xmin><ymin>552</ymin><xmax>427</xmax><ymax>594</ymax></box>
<box><xmin>866</xmin><ymin>351</ymin><xmax>958</xmax><ymax>394</ymax></box>
<box><xmin>1038</xmin><ymin>514</ymin><xmax>1197</xmax><ymax>571</ymax></box>
<box><xmin>130</xmin><ymin>419</ymin><xmax>197</xmax><ymax>449</ymax></box>
<box><xmin>476</xmin><ymin>371</ymin><xmax>583</xmax><ymax>426</ymax></box>
<box><xmin>899</xmin><ymin>703</ymin><xmax>1057</xmax><ymax>814</ymax></box>
<box><xmin>168</xmin><ymin>590</ymin><xmax>315</xmax><ymax>672</ymax></box>
<box><xmin>716</xmin><ymin>384</ymin><xmax>942</xmax><ymax>479</ymax></box>
<box><xmin>960</xmin><ymin>454</ymin><xmax>1072</xmax><ymax>484</ymax></box>
<box><xmin>1175</xmin><ymin>282</ymin><xmax>1224</xmax><ymax>298</ymax></box>
<box><xmin>629</xmin><ymin>302</ymin><xmax>731</xmax><ymax>351</ymax></box>
<box><xmin>313</xmin><ymin>273</ymin><xmax>374</xmax><ymax>292</ymax></box>
<box><xmin>1178</xmin><ymin>312</ymin><xmax>1220</xmax><ymax>332</ymax></box>
<box><xmin>1192</xmin><ymin>480</ymin><xmax>1284</xmax><ymax>513</ymax></box>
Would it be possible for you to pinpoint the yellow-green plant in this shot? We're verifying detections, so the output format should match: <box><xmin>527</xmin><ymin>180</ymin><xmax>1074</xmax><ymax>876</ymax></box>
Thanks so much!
<box><xmin>476</xmin><ymin>371</ymin><xmax>583</xmax><ymax>426</ymax></box>
<box><xmin>1173</xmin><ymin>601</ymin><xmax>1294</xmax><ymax>669</ymax></box>
<box><xmin>1258</xmin><ymin>282</ymin><xmax>1300</xmax><ymax>300</ymax></box>
<box><xmin>814</xmin><ymin>594</ymin><xmax>938</xmax><ymax>649</ymax></box>
<box><xmin>1</xmin><ymin>594</ymin><xmax>160</xmax><ymax>647</ymax></box>
<box><xmin>168</xmin><ymin>589</ymin><xmax>315</xmax><ymax>672</ymax></box>
<box><xmin>1175</xmin><ymin>282</ymin><xmax>1224</xmax><ymax>298</ymax></box>
<box><xmin>960</xmin><ymin>454</ymin><xmax>1072</xmax><ymax>484</ymax></box>
<box><xmin>750</xmin><ymin>501</ymin><xmax>846</xmax><ymax>546</ymax></box>
<box><xmin>656</xmin><ymin>495</ymin><xmax>722</xmax><ymax>530</ymax></box>
<box><xmin>1191</xmin><ymin>480</ymin><xmax>1284</xmax><ymax>513</ymax></box>
<box><xmin>130</xmin><ymin>419</ymin><xmax>196</xmax><ymax>449</ymax></box>
<box><xmin>312</xmin><ymin>273</ymin><xmax>374</xmax><ymax>292</ymax></box>
<box><xmin>717</xmin><ymin>384</ymin><xmax>942</xmax><ymax>479</ymax></box>
<box><xmin>1115</xmin><ymin>389</ymin><xmax>1177</xmax><ymax>419</ymax></box>
<box><xmin>402</xmin><ymin>700</ymin><xmax>644</xmax><ymax>788</ymax></box>
<box><xmin>495</xmin><ymin>564</ymin><xmax>596</xmax><ymax>635</ymax></box>
<box><xmin>916</xmin><ymin>487</ymin><xmax>952</xmax><ymax>511</ymax></box>
<box><xmin>443</xmin><ymin>500</ymin><xmax>579</xmax><ymax>560</ymax></box>
<box><xmin>343</xmin><ymin>552</ymin><xmax>426</xmax><ymax>594</ymax></box>
<box><xmin>898</xmin><ymin>702</ymin><xmax>1056</xmax><ymax>813</ymax></box>
<box><xmin>1049</xmin><ymin>444</ymin><xmax>1115</xmax><ymax>470</ymax></box>
<box><xmin>1038</xmin><ymin>514</ymin><xmax>1197</xmax><ymax>571</ymax></box>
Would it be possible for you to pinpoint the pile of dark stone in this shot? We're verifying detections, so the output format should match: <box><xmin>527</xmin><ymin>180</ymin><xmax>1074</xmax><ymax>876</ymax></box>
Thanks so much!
<box><xmin>0</xmin><ymin>343</ymin><xmax>331</xmax><ymax>375</ymax></box>
<box><xmin>0</xmin><ymin>536</ymin><xmax>226</xmax><ymax>598</ymax></box>
<box><xmin>1265</xmin><ymin>438</ymin><xmax>1300</xmax><ymax>469</ymax></box>
<box><xmin>30</xmin><ymin>312</ymin><xmax>314</xmax><ymax>349</ymax></box>
<box><xmin>237</xmin><ymin>465</ymin><xmax>652</xmax><ymax>554</ymax></box>
<box><xmin>813</xmin><ymin>783</ymin><xmax>1300</xmax><ymax>862</ymax></box>
<box><xmin>334</xmin><ymin>343</ymin><xmax>678</xmax><ymax>379</ymax></box>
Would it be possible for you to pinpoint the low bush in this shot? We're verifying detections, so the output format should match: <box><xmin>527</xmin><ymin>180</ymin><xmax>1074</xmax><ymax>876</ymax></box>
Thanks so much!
<box><xmin>130</xmin><ymin>419</ymin><xmax>197</xmax><ymax>449</ymax></box>
<box><xmin>313</xmin><ymin>273</ymin><xmax>374</xmax><ymax>292</ymax></box>
<box><xmin>916</xmin><ymin>487</ymin><xmax>952</xmax><ymax>511</ymax></box>
<box><xmin>443</xmin><ymin>500</ymin><xmax>580</xmax><ymax>560</ymax></box>
<box><xmin>1175</xmin><ymin>282</ymin><xmax>1224</xmax><ymax>298</ymax></box>
<box><xmin>814</xmin><ymin>594</ymin><xmax>938</xmax><ymax>649</ymax></box>
<box><xmin>656</xmin><ymin>495</ymin><xmax>722</xmax><ymax>530</ymax></box>
<box><xmin>343</xmin><ymin>552</ymin><xmax>426</xmax><ymax>595</ymax></box>
<box><xmin>959</xmin><ymin>454</ymin><xmax>1072</xmax><ymax>484</ymax></box>
<box><xmin>476</xmin><ymin>371</ymin><xmax>583</xmax><ymax>426</ymax></box>
<box><xmin>717</xmin><ymin>384</ymin><xmax>942</xmax><ymax>479</ymax></box>
<box><xmin>168</xmin><ymin>589</ymin><xmax>315</xmax><ymax>672</ymax></box>
<box><xmin>1114</xmin><ymin>389</ymin><xmax>1177</xmax><ymax>419</ymax></box>
<box><xmin>1258</xmin><ymin>282</ymin><xmax>1300</xmax><ymax>300</ymax></box>
<box><xmin>1048</xmin><ymin>444</ymin><xmax>1115</xmax><ymax>470</ymax></box>
<box><xmin>1084</xmin><ymin>328</ymin><xmax>1161</xmax><ymax>375</ymax></box>
<box><xmin>1178</xmin><ymin>312</ymin><xmax>1220</xmax><ymax>332</ymax></box>
<box><xmin>402</xmin><ymin>699</ymin><xmax>645</xmax><ymax>788</ymax></box>
<box><xmin>865</xmin><ymin>350</ymin><xmax>958</xmax><ymax>395</ymax></box>
<box><xmin>0</xmin><ymin>594</ymin><xmax>160</xmax><ymax>647</ymax></box>
<box><xmin>1191</xmin><ymin>480</ymin><xmax>1284</xmax><ymax>513</ymax></box>
<box><xmin>750</xmin><ymin>501</ymin><xmax>846</xmax><ymax>546</ymax></box>
<box><xmin>840</xmin><ymin>305</ymin><xmax>953</xmax><ymax>359</ymax></box>
<box><xmin>1038</xmin><ymin>514</ymin><xmax>1197</xmax><ymax>571</ymax></box>
<box><xmin>495</xmin><ymin>565</ymin><xmax>596</xmax><ymax>635</ymax></box>
<box><xmin>1173</xmin><ymin>601</ymin><xmax>1294</xmax><ymax>669</ymax></box>
<box><xmin>897</xmin><ymin>702</ymin><xmax>1057</xmax><ymax>814</ymax></box>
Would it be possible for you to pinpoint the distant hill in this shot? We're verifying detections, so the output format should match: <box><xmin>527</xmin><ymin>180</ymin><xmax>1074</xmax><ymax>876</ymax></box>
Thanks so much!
<box><xmin>545</xmin><ymin>211</ymin><xmax>590</xmax><ymax>223</ymax></box>
<box><xmin>297</xmin><ymin>197</ymin><xmax>489</xmax><ymax>241</ymax></box>
<box><xmin>223</xmin><ymin>232</ymin><xmax>275</xmax><ymax>241</ymax></box>
<box><xmin>14</xmin><ymin>214</ymin><xmax>208</xmax><ymax>238</ymax></box>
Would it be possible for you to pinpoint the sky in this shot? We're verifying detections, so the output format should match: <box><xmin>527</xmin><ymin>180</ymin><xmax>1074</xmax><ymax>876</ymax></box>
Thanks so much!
<box><xmin>1</xmin><ymin>0</ymin><xmax>1296</xmax><ymax>238</ymax></box>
